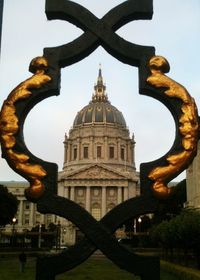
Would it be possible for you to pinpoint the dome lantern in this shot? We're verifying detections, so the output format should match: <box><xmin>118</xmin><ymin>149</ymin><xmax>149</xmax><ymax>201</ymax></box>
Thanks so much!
<box><xmin>92</xmin><ymin>64</ymin><xmax>108</xmax><ymax>102</ymax></box>
<box><xmin>73</xmin><ymin>66</ymin><xmax>126</xmax><ymax>128</ymax></box>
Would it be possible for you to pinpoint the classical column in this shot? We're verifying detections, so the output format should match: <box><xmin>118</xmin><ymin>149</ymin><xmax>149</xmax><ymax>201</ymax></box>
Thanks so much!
<box><xmin>29</xmin><ymin>203</ymin><xmax>34</xmax><ymax>227</ymax></box>
<box><xmin>126</xmin><ymin>142</ymin><xmax>129</xmax><ymax>163</ymax></box>
<box><xmin>78</xmin><ymin>137</ymin><xmax>81</xmax><ymax>160</ymax></box>
<box><xmin>64</xmin><ymin>134</ymin><xmax>68</xmax><ymax>163</ymax></box>
<box><xmin>89</xmin><ymin>136</ymin><xmax>94</xmax><ymax>160</ymax></box>
<box><xmin>70</xmin><ymin>186</ymin><xmax>75</xmax><ymax>201</ymax></box>
<box><xmin>64</xmin><ymin>146</ymin><xmax>67</xmax><ymax>163</ymax></box>
<box><xmin>117</xmin><ymin>187</ymin><xmax>122</xmax><ymax>204</ymax></box>
<box><xmin>66</xmin><ymin>144</ymin><xmax>69</xmax><ymax>162</ymax></box>
<box><xmin>124</xmin><ymin>187</ymin><xmax>128</xmax><ymax>201</ymax></box>
<box><xmin>104</xmin><ymin>136</ymin><xmax>108</xmax><ymax>160</ymax></box>
<box><xmin>132</xmin><ymin>134</ymin><xmax>136</xmax><ymax>167</ymax></box>
<box><xmin>58</xmin><ymin>181</ymin><xmax>64</xmax><ymax>197</ymax></box>
<box><xmin>67</xmin><ymin>141</ymin><xmax>72</xmax><ymax>162</ymax></box>
<box><xmin>41</xmin><ymin>213</ymin><xmax>45</xmax><ymax>224</ymax></box>
<box><xmin>18</xmin><ymin>200</ymin><xmax>23</xmax><ymax>226</ymax></box>
<box><xmin>102</xmin><ymin>187</ymin><xmax>106</xmax><ymax>217</ymax></box>
<box><xmin>61</xmin><ymin>182</ymin><xmax>65</xmax><ymax>197</ymax></box>
<box><xmin>64</xmin><ymin>187</ymin><xmax>69</xmax><ymax>199</ymax></box>
<box><xmin>86</xmin><ymin>186</ymin><xmax>90</xmax><ymax>212</ymax></box>
<box><xmin>117</xmin><ymin>138</ymin><xmax>120</xmax><ymax>160</ymax></box>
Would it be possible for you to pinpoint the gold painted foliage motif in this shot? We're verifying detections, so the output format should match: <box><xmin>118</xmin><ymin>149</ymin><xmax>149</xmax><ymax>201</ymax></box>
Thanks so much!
<box><xmin>147</xmin><ymin>56</ymin><xmax>199</xmax><ymax>199</ymax></box>
<box><xmin>0</xmin><ymin>57</ymin><xmax>51</xmax><ymax>201</ymax></box>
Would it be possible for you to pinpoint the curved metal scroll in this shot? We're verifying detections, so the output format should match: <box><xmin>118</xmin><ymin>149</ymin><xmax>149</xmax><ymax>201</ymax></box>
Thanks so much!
<box><xmin>146</xmin><ymin>56</ymin><xmax>199</xmax><ymax>198</ymax></box>
<box><xmin>36</xmin><ymin>194</ymin><xmax>160</xmax><ymax>280</ymax></box>
<box><xmin>0</xmin><ymin>57</ymin><xmax>51</xmax><ymax>201</ymax></box>
<box><xmin>0</xmin><ymin>0</ymin><xmax>199</xmax><ymax>280</ymax></box>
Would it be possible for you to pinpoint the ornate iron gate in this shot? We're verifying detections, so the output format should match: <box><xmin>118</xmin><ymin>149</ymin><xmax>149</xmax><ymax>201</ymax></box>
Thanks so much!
<box><xmin>0</xmin><ymin>0</ymin><xmax>199</xmax><ymax>279</ymax></box>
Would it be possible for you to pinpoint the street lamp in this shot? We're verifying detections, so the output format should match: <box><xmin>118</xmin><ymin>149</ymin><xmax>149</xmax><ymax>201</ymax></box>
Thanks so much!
<box><xmin>62</xmin><ymin>227</ymin><xmax>67</xmax><ymax>244</ymax></box>
<box><xmin>133</xmin><ymin>219</ymin><xmax>136</xmax><ymax>234</ymax></box>
<box><xmin>138</xmin><ymin>217</ymin><xmax>142</xmax><ymax>233</ymax></box>
<box><xmin>12</xmin><ymin>217</ymin><xmax>17</xmax><ymax>246</ymax></box>
<box><xmin>12</xmin><ymin>217</ymin><xmax>16</xmax><ymax>225</ymax></box>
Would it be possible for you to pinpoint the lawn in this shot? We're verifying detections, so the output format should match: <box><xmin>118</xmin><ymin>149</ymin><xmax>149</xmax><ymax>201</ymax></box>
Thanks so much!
<box><xmin>0</xmin><ymin>256</ymin><xmax>179</xmax><ymax>280</ymax></box>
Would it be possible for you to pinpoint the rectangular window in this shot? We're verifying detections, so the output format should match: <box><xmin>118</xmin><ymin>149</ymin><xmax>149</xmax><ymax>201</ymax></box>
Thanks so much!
<box><xmin>121</xmin><ymin>147</ymin><xmax>125</xmax><ymax>160</ymax></box>
<box><xmin>109</xmin><ymin>146</ymin><xmax>114</xmax><ymax>159</ymax></box>
<box><xmin>74</xmin><ymin>148</ymin><xmax>77</xmax><ymax>160</ymax></box>
<box><xmin>24</xmin><ymin>215</ymin><xmax>29</xmax><ymax>225</ymax></box>
<box><xmin>97</xmin><ymin>146</ymin><xmax>101</xmax><ymax>158</ymax></box>
<box><xmin>46</xmin><ymin>214</ymin><xmax>52</xmax><ymax>223</ymax></box>
<box><xmin>24</xmin><ymin>201</ymin><xmax>30</xmax><ymax>210</ymax></box>
<box><xmin>84</xmin><ymin>146</ymin><xmax>88</xmax><ymax>158</ymax></box>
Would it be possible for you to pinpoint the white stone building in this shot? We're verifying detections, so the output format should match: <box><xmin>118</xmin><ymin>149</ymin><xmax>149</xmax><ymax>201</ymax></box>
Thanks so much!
<box><xmin>1</xmin><ymin>67</ymin><xmax>140</xmax><ymax>245</ymax></box>
<box><xmin>0</xmin><ymin>181</ymin><xmax>56</xmax><ymax>234</ymax></box>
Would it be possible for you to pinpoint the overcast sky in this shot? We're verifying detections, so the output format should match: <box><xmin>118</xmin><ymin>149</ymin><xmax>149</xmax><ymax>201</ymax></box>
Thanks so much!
<box><xmin>0</xmin><ymin>0</ymin><xmax>200</xmax><ymax>182</ymax></box>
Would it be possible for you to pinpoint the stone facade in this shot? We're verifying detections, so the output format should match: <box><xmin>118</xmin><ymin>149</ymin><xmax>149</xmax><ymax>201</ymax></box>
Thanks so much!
<box><xmin>0</xmin><ymin>181</ymin><xmax>56</xmax><ymax>234</ymax></box>
<box><xmin>186</xmin><ymin>141</ymin><xmax>200</xmax><ymax>208</ymax></box>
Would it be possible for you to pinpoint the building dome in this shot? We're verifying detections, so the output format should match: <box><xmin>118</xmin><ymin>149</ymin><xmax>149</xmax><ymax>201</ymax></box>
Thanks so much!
<box><xmin>62</xmin><ymin>66</ymin><xmax>136</xmax><ymax>173</ymax></box>
<box><xmin>73</xmin><ymin>67</ymin><xmax>126</xmax><ymax>128</ymax></box>
<box><xmin>73</xmin><ymin>102</ymin><xmax>126</xmax><ymax>127</ymax></box>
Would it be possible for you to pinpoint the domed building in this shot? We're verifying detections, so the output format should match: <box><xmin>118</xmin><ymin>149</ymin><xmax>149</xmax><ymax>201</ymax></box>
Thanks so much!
<box><xmin>58</xmin><ymin>67</ymin><xmax>140</xmax><ymax>245</ymax></box>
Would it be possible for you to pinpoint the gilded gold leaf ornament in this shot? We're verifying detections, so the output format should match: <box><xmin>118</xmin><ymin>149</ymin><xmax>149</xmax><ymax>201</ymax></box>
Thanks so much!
<box><xmin>7</xmin><ymin>149</ymin><xmax>30</xmax><ymax>163</ymax></box>
<box><xmin>147</xmin><ymin>56</ymin><xmax>199</xmax><ymax>199</ymax></box>
<box><xmin>0</xmin><ymin>56</ymin><xmax>51</xmax><ymax>201</ymax></box>
<box><xmin>25</xmin><ymin>179</ymin><xmax>45</xmax><ymax>200</ymax></box>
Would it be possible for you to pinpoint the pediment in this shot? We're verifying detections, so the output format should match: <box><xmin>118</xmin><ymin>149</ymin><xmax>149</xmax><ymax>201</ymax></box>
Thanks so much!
<box><xmin>66</xmin><ymin>165</ymin><xmax>127</xmax><ymax>180</ymax></box>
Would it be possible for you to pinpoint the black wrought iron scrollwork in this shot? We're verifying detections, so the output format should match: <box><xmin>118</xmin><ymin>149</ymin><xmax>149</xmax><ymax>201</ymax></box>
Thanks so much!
<box><xmin>0</xmin><ymin>1</ymin><xmax>199</xmax><ymax>280</ymax></box>
<box><xmin>44</xmin><ymin>0</ymin><xmax>154</xmax><ymax>67</ymax></box>
<box><xmin>36</xmin><ymin>194</ymin><xmax>160</xmax><ymax>280</ymax></box>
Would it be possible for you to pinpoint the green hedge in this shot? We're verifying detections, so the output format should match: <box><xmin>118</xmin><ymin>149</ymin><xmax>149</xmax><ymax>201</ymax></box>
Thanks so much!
<box><xmin>161</xmin><ymin>260</ymin><xmax>200</xmax><ymax>280</ymax></box>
